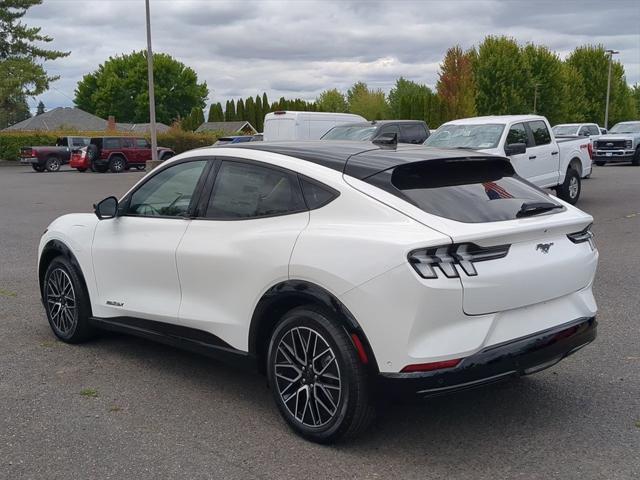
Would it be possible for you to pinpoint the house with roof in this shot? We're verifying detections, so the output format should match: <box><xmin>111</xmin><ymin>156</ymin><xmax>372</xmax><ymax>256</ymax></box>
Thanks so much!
<box><xmin>195</xmin><ymin>121</ymin><xmax>257</xmax><ymax>134</ymax></box>
<box><xmin>2</xmin><ymin>107</ymin><xmax>170</xmax><ymax>133</ymax></box>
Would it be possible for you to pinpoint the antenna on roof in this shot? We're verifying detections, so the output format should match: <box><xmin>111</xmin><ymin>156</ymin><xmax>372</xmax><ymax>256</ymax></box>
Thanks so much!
<box><xmin>372</xmin><ymin>132</ymin><xmax>397</xmax><ymax>149</ymax></box>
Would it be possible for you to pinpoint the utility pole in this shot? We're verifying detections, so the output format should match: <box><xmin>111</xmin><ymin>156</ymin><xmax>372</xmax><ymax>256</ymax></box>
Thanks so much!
<box><xmin>533</xmin><ymin>83</ymin><xmax>541</xmax><ymax>114</ymax></box>
<box><xmin>604</xmin><ymin>49</ymin><xmax>619</xmax><ymax>130</ymax></box>
<box><xmin>145</xmin><ymin>0</ymin><xmax>159</xmax><ymax>170</ymax></box>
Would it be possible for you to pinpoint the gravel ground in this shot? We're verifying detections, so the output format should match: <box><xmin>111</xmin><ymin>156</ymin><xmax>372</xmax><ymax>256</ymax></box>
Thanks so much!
<box><xmin>0</xmin><ymin>164</ymin><xmax>638</xmax><ymax>480</ymax></box>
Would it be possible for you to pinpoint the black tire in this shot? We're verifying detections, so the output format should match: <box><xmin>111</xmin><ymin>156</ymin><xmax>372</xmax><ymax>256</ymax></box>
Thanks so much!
<box><xmin>267</xmin><ymin>306</ymin><xmax>375</xmax><ymax>443</ymax></box>
<box><xmin>45</xmin><ymin>156</ymin><xmax>61</xmax><ymax>172</ymax></box>
<box><xmin>161</xmin><ymin>152</ymin><xmax>174</xmax><ymax>161</ymax></box>
<box><xmin>93</xmin><ymin>164</ymin><xmax>108</xmax><ymax>173</ymax></box>
<box><xmin>109</xmin><ymin>155</ymin><xmax>126</xmax><ymax>173</ymax></box>
<box><xmin>76</xmin><ymin>168</ymin><xmax>87</xmax><ymax>172</ymax></box>
<box><xmin>31</xmin><ymin>164</ymin><xmax>45</xmax><ymax>172</ymax></box>
<box><xmin>135</xmin><ymin>165</ymin><xmax>146</xmax><ymax>171</ymax></box>
<box><xmin>556</xmin><ymin>168</ymin><xmax>581</xmax><ymax>205</ymax></box>
<box><xmin>632</xmin><ymin>148</ymin><xmax>640</xmax><ymax>166</ymax></box>
<box><xmin>595</xmin><ymin>161</ymin><xmax>606</xmax><ymax>166</ymax></box>
<box><xmin>43</xmin><ymin>256</ymin><xmax>96</xmax><ymax>344</ymax></box>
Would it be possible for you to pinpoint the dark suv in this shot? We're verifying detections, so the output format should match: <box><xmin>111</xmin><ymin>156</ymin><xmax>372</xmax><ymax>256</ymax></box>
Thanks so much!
<box><xmin>321</xmin><ymin>120</ymin><xmax>430</xmax><ymax>144</ymax></box>
<box><xmin>84</xmin><ymin>137</ymin><xmax>175</xmax><ymax>173</ymax></box>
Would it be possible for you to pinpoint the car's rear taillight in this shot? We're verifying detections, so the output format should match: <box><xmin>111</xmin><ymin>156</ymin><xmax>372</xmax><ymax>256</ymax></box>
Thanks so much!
<box><xmin>408</xmin><ymin>243</ymin><xmax>510</xmax><ymax>279</ymax></box>
<box><xmin>587</xmin><ymin>142</ymin><xmax>593</xmax><ymax>159</ymax></box>
<box><xmin>567</xmin><ymin>225</ymin><xmax>596</xmax><ymax>250</ymax></box>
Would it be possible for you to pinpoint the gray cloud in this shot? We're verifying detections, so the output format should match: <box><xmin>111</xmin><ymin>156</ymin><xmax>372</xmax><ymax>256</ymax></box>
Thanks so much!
<box><xmin>23</xmin><ymin>0</ymin><xmax>640</xmax><ymax>115</ymax></box>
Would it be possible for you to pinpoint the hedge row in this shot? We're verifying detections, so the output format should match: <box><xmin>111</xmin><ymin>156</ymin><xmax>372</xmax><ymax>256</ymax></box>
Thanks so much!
<box><xmin>0</xmin><ymin>129</ymin><xmax>222</xmax><ymax>161</ymax></box>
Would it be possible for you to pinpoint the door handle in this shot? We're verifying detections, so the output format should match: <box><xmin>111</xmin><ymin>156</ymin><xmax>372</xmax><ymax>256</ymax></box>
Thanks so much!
<box><xmin>551</xmin><ymin>151</ymin><xmax>559</xmax><ymax>155</ymax></box>
<box><xmin>529</xmin><ymin>155</ymin><xmax>537</xmax><ymax>160</ymax></box>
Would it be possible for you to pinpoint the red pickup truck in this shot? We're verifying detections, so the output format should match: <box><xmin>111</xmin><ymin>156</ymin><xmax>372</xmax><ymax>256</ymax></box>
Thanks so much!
<box><xmin>70</xmin><ymin>136</ymin><xmax>175</xmax><ymax>173</ymax></box>
<box><xmin>20</xmin><ymin>136</ymin><xmax>90</xmax><ymax>172</ymax></box>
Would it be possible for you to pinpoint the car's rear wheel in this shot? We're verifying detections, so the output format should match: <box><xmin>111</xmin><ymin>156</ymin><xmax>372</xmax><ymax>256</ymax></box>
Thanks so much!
<box><xmin>31</xmin><ymin>164</ymin><xmax>44</xmax><ymax>172</ymax></box>
<box><xmin>43</xmin><ymin>256</ymin><xmax>96</xmax><ymax>343</ymax></box>
<box><xmin>109</xmin><ymin>155</ymin><xmax>126</xmax><ymax>173</ymax></box>
<box><xmin>45</xmin><ymin>156</ymin><xmax>61</xmax><ymax>172</ymax></box>
<box><xmin>556</xmin><ymin>168</ymin><xmax>581</xmax><ymax>204</ymax></box>
<box><xmin>76</xmin><ymin>168</ymin><xmax>87</xmax><ymax>172</ymax></box>
<box><xmin>135</xmin><ymin>165</ymin><xmax>146</xmax><ymax>171</ymax></box>
<box><xmin>267</xmin><ymin>306</ymin><xmax>374</xmax><ymax>443</ymax></box>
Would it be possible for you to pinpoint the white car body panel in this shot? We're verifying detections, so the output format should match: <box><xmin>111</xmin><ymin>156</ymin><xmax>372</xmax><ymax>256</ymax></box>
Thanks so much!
<box><xmin>263</xmin><ymin>111</ymin><xmax>367</xmax><ymax>142</ymax></box>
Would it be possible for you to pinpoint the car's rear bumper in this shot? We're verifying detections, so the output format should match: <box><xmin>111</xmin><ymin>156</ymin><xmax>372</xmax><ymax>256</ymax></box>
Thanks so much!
<box><xmin>20</xmin><ymin>157</ymin><xmax>39</xmax><ymax>164</ymax></box>
<box><xmin>377</xmin><ymin>316</ymin><xmax>596</xmax><ymax>397</ymax></box>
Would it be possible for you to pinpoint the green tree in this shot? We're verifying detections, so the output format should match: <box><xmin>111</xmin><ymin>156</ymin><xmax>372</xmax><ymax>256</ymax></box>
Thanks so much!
<box><xmin>558</xmin><ymin>63</ymin><xmax>588</xmax><ymax>123</ymax></box>
<box><xmin>521</xmin><ymin>44</ymin><xmax>565</xmax><ymax>124</ymax></box>
<box><xmin>255</xmin><ymin>95</ymin><xmax>263</xmax><ymax>131</ymax></box>
<box><xmin>36</xmin><ymin>100</ymin><xmax>45</xmax><ymax>115</ymax></box>
<box><xmin>245</xmin><ymin>96</ymin><xmax>256</xmax><ymax>130</ymax></box>
<box><xmin>225</xmin><ymin>100</ymin><xmax>236</xmax><ymax>121</ymax></box>
<box><xmin>207</xmin><ymin>102</ymin><xmax>224</xmax><ymax>122</ymax></box>
<box><xmin>0</xmin><ymin>0</ymin><xmax>68</xmax><ymax>128</ymax></box>
<box><xmin>347</xmin><ymin>81</ymin><xmax>389</xmax><ymax>120</ymax></box>
<box><xmin>388</xmin><ymin>77</ymin><xmax>430</xmax><ymax>119</ymax></box>
<box><xmin>316</xmin><ymin>88</ymin><xmax>348</xmax><ymax>112</ymax></box>
<box><xmin>236</xmin><ymin>98</ymin><xmax>245</xmax><ymax>121</ymax></box>
<box><xmin>182</xmin><ymin>106</ymin><xmax>204</xmax><ymax>131</ymax></box>
<box><xmin>632</xmin><ymin>84</ymin><xmax>640</xmax><ymax>119</ymax></box>
<box><xmin>474</xmin><ymin>36</ymin><xmax>531</xmax><ymax>116</ymax></box>
<box><xmin>74</xmin><ymin>51</ymin><xmax>208</xmax><ymax>124</ymax></box>
<box><xmin>262</xmin><ymin>92</ymin><xmax>270</xmax><ymax>116</ymax></box>
<box><xmin>436</xmin><ymin>46</ymin><xmax>476</xmax><ymax>122</ymax></box>
<box><xmin>565</xmin><ymin>45</ymin><xmax>632</xmax><ymax>126</ymax></box>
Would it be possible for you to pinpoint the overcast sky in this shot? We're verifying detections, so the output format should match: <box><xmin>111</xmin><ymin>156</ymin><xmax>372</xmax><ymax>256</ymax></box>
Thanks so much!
<box><xmin>25</xmin><ymin>0</ymin><xmax>640</xmax><ymax>115</ymax></box>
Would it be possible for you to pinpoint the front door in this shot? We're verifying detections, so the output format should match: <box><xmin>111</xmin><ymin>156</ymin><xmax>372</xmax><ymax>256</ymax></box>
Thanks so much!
<box><xmin>92</xmin><ymin>159</ymin><xmax>210</xmax><ymax>321</ymax></box>
<box><xmin>525</xmin><ymin>120</ymin><xmax>556</xmax><ymax>187</ymax></box>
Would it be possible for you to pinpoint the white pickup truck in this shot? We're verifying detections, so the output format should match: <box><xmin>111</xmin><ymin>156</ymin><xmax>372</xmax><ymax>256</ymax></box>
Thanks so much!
<box><xmin>424</xmin><ymin>115</ymin><xmax>592</xmax><ymax>204</ymax></box>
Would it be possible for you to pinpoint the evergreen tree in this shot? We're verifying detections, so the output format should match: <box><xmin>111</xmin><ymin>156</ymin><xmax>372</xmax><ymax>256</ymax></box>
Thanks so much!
<box><xmin>236</xmin><ymin>98</ymin><xmax>245</xmax><ymax>121</ymax></box>
<box><xmin>226</xmin><ymin>99</ymin><xmax>236</xmax><ymax>121</ymax></box>
<box><xmin>36</xmin><ymin>100</ymin><xmax>45</xmax><ymax>115</ymax></box>
<box><xmin>255</xmin><ymin>95</ymin><xmax>263</xmax><ymax>131</ymax></box>
<box><xmin>245</xmin><ymin>96</ymin><xmax>256</xmax><ymax>130</ymax></box>
<box><xmin>262</xmin><ymin>92</ymin><xmax>270</xmax><ymax>116</ymax></box>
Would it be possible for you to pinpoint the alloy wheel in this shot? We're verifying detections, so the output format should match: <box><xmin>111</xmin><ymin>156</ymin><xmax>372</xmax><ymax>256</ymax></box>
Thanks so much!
<box><xmin>274</xmin><ymin>326</ymin><xmax>342</xmax><ymax>427</ymax></box>
<box><xmin>45</xmin><ymin>268</ymin><xmax>77</xmax><ymax>336</ymax></box>
<box><xmin>569</xmin><ymin>176</ymin><xmax>579</xmax><ymax>199</ymax></box>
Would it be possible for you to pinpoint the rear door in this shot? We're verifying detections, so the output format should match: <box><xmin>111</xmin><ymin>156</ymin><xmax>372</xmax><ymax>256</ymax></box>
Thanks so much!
<box><xmin>135</xmin><ymin>137</ymin><xmax>152</xmax><ymax>163</ymax></box>
<box><xmin>525</xmin><ymin>120</ymin><xmax>557</xmax><ymax>187</ymax></box>
<box><xmin>121</xmin><ymin>137</ymin><xmax>136</xmax><ymax>163</ymax></box>
<box><xmin>176</xmin><ymin>158</ymin><xmax>309</xmax><ymax>349</ymax></box>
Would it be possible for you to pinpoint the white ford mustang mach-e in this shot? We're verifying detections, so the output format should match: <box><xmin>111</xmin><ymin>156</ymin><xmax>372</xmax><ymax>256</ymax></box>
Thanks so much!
<box><xmin>38</xmin><ymin>141</ymin><xmax>598</xmax><ymax>443</ymax></box>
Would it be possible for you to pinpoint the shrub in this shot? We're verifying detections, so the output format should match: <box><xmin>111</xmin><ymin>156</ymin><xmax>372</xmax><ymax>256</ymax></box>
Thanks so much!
<box><xmin>0</xmin><ymin>128</ymin><xmax>220</xmax><ymax>161</ymax></box>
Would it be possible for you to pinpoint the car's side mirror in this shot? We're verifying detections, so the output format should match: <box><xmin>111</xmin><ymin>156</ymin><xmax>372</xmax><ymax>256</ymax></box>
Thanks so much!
<box><xmin>504</xmin><ymin>142</ymin><xmax>526</xmax><ymax>156</ymax></box>
<box><xmin>94</xmin><ymin>196</ymin><xmax>118</xmax><ymax>220</ymax></box>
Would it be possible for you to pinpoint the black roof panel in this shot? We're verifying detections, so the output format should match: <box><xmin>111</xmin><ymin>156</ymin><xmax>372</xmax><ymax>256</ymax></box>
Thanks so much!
<box><xmin>227</xmin><ymin>141</ymin><xmax>501</xmax><ymax>179</ymax></box>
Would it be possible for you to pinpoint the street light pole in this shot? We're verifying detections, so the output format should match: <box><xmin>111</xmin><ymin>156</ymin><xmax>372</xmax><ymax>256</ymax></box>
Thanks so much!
<box><xmin>533</xmin><ymin>83</ymin><xmax>541</xmax><ymax>114</ymax></box>
<box><xmin>604</xmin><ymin>49</ymin><xmax>619</xmax><ymax>130</ymax></box>
<box><xmin>145</xmin><ymin>0</ymin><xmax>159</xmax><ymax>169</ymax></box>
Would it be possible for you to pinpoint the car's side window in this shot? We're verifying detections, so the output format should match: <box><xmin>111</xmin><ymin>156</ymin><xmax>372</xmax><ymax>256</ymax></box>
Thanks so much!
<box><xmin>506</xmin><ymin>123</ymin><xmax>529</xmax><ymax>147</ymax></box>
<box><xmin>103</xmin><ymin>138</ymin><xmax>121</xmax><ymax>149</ymax></box>
<box><xmin>122</xmin><ymin>138</ymin><xmax>134</xmax><ymax>148</ymax></box>
<box><xmin>378</xmin><ymin>124</ymin><xmax>400</xmax><ymax>138</ymax></box>
<box><xmin>588</xmin><ymin>125</ymin><xmax>600</xmax><ymax>136</ymax></box>
<box><xmin>528</xmin><ymin>121</ymin><xmax>551</xmax><ymax>146</ymax></box>
<box><xmin>578</xmin><ymin>126</ymin><xmax>588</xmax><ymax>136</ymax></box>
<box><xmin>205</xmin><ymin>161</ymin><xmax>305</xmax><ymax>219</ymax></box>
<box><xmin>300</xmin><ymin>177</ymin><xmax>338</xmax><ymax>209</ymax></box>
<box><xmin>127</xmin><ymin>160</ymin><xmax>207</xmax><ymax>217</ymax></box>
<box><xmin>399</xmin><ymin>124</ymin><xmax>428</xmax><ymax>143</ymax></box>
<box><xmin>136</xmin><ymin>138</ymin><xmax>150</xmax><ymax>148</ymax></box>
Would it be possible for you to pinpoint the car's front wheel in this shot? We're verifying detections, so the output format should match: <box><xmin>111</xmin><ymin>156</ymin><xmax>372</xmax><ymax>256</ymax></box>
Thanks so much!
<box><xmin>267</xmin><ymin>306</ymin><xmax>374</xmax><ymax>443</ymax></box>
<box><xmin>43</xmin><ymin>256</ymin><xmax>96</xmax><ymax>343</ymax></box>
<box><xmin>109</xmin><ymin>155</ymin><xmax>126</xmax><ymax>173</ymax></box>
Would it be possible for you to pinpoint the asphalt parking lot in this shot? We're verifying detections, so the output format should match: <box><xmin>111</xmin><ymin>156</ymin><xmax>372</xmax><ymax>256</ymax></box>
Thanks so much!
<box><xmin>0</xmin><ymin>164</ymin><xmax>639</xmax><ymax>479</ymax></box>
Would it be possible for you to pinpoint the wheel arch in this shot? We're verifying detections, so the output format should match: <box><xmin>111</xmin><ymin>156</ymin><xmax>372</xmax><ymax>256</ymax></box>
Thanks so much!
<box><xmin>108</xmin><ymin>152</ymin><xmax>129</xmax><ymax>163</ymax></box>
<box><xmin>39</xmin><ymin>240</ymin><xmax>90</xmax><ymax>304</ymax></box>
<box><xmin>249</xmin><ymin>280</ymin><xmax>379</xmax><ymax>375</ymax></box>
<box><xmin>569</xmin><ymin>157</ymin><xmax>582</xmax><ymax>176</ymax></box>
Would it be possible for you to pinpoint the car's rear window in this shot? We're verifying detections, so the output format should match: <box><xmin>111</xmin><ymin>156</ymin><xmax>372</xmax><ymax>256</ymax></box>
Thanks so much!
<box><xmin>368</xmin><ymin>158</ymin><xmax>561</xmax><ymax>223</ymax></box>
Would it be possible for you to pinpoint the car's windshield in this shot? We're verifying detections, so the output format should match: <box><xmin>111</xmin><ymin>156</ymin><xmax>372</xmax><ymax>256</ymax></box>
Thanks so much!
<box><xmin>552</xmin><ymin>125</ymin><xmax>579</xmax><ymax>136</ymax></box>
<box><xmin>321</xmin><ymin>125</ymin><xmax>377</xmax><ymax>141</ymax></box>
<box><xmin>609</xmin><ymin>123</ymin><xmax>640</xmax><ymax>134</ymax></box>
<box><xmin>424</xmin><ymin>123</ymin><xmax>505</xmax><ymax>149</ymax></box>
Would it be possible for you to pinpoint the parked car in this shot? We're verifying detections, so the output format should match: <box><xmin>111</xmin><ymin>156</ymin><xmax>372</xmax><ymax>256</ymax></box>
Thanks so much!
<box><xmin>38</xmin><ymin>141</ymin><xmax>598</xmax><ymax>443</ymax></box>
<box><xmin>263</xmin><ymin>111</ymin><xmax>366</xmax><ymax>141</ymax></box>
<box><xmin>20</xmin><ymin>136</ymin><xmax>89</xmax><ymax>172</ymax></box>
<box><xmin>592</xmin><ymin>121</ymin><xmax>640</xmax><ymax>166</ymax></box>
<box><xmin>70</xmin><ymin>136</ymin><xmax>175</xmax><ymax>173</ymax></box>
<box><xmin>251</xmin><ymin>133</ymin><xmax>263</xmax><ymax>141</ymax></box>
<box><xmin>425</xmin><ymin>115</ymin><xmax>592</xmax><ymax>204</ymax></box>
<box><xmin>552</xmin><ymin>123</ymin><xmax>602</xmax><ymax>139</ymax></box>
<box><xmin>214</xmin><ymin>135</ymin><xmax>254</xmax><ymax>146</ymax></box>
<box><xmin>321</xmin><ymin>120</ymin><xmax>429</xmax><ymax>144</ymax></box>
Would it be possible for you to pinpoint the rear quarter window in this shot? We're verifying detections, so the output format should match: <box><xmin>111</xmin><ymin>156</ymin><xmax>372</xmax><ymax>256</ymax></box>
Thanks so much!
<box><xmin>529</xmin><ymin>121</ymin><xmax>551</xmax><ymax>145</ymax></box>
<box><xmin>367</xmin><ymin>158</ymin><xmax>561</xmax><ymax>223</ymax></box>
<box><xmin>103</xmin><ymin>138</ymin><xmax>121</xmax><ymax>149</ymax></box>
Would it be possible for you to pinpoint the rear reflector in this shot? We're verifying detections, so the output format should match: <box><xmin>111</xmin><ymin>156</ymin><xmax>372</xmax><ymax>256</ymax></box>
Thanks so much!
<box><xmin>350</xmin><ymin>333</ymin><xmax>369</xmax><ymax>365</ymax></box>
<box><xmin>400</xmin><ymin>358</ymin><xmax>462</xmax><ymax>373</ymax></box>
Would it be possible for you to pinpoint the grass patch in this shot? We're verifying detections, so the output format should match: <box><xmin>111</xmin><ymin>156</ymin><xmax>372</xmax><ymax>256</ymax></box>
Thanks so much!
<box><xmin>80</xmin><ymin>388</ymin><xmax>98</xmax><ymax>398</ymax></box>
<box><xmin>0</xmin><ymin>288</ymin><xmax>17</xmax><ymax>297</ymax></box>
